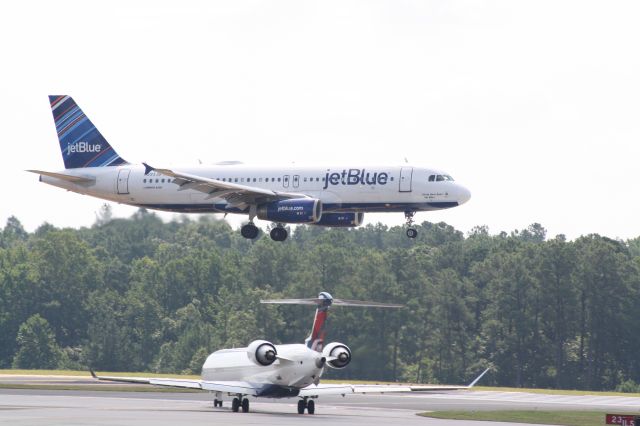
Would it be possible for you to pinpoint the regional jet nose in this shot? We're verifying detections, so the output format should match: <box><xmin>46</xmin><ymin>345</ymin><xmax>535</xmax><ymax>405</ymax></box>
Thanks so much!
<box><xmin>457</xmin><ymin>185</ymin><xmax>471</xmax><ymax>205</ymax></box>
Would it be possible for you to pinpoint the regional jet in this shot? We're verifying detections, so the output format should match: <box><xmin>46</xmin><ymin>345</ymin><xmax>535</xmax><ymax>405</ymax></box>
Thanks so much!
<box><xmin>29</xmin><ymin>96</ymin><xmax>471</xmax><ymax>241</ymax></box>
<box><xmin>91</xmin><ymin>291</ymin><xmax>489</xmax><ymax>414</ymax></box>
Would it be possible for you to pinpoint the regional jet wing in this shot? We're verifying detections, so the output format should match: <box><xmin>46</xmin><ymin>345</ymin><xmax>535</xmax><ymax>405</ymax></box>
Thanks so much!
<box><xmin>144</xmin><ymin>163</ymin><xmax>308</xmax><ymax>208</ymax></box>
<box><xmin>90</xmin><ymin>370</ymin><xmax>259</xmax><ymax>395</ymax></box>
<box><xmin>298</xmin><ymin>368</ymin><xmax>489</xmax><ymax>397</ymax></box>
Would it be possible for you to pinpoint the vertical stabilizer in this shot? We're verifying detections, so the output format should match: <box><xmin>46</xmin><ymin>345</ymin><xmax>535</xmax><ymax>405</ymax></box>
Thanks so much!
<box><xmin>48</xmin><ymin>95</ymin><xmax>128</xmax><ymax>169</ymax></box>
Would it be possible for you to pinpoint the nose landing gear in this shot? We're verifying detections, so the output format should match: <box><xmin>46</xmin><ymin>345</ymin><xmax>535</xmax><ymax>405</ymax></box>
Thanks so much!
<box><xmin>404</xmin><ymin>211</ymin><xmax>418</xmax><ymax>238</ymax></box>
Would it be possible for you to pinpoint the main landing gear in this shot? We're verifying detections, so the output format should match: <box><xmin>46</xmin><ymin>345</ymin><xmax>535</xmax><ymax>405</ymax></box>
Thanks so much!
<box><xmin>405</xmin><ymin>211</ymin><xmax>418</xmax><ymax>239</ymax></box>
<box><xmin>297</xmin><ymin>397</ymin><xmax>315</xmax><ymax>414</ymax></box>
<box><xmin>269</xmin><ymin>225</ymin><xmax>288</xmax><ymax>242</ymax></box>
<box><xmin>240</xmin><ymin>222</ymin><xmax>259</xmax><ymax>239</ymax></box>
<box><xmin>231</xmin><ymin>394</ymin><xmax>250</xmax><ymax>413</ymax></box>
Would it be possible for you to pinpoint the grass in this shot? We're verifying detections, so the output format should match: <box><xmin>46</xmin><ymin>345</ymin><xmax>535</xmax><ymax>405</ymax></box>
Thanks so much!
<box><xmin>472</xmin><ymin>385</ymin><xmax>640</xmax><ymax>398</ymax></box>
<box><xmin>419</xmin><ymin>411</ymin><xmax>633</xmax><ymax>426</ymax></box>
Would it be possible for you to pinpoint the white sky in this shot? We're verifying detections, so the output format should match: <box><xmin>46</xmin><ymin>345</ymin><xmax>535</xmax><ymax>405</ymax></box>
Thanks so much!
<box><xmin>1</xmin><ymin>1</ymin><xmax>639</xmax><ymax>240</ymax></box>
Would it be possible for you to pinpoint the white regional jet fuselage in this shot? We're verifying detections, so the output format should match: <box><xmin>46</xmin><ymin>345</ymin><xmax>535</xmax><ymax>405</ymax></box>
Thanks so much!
<box><xmin>31</xmin><ymin>96</ymin><xmax>471</xmax><ymax>241</ymax></box>
<box><xmin>92</xmin><ymin>292</ymin><xmax>489</xmax><ymax>415</ymax></box>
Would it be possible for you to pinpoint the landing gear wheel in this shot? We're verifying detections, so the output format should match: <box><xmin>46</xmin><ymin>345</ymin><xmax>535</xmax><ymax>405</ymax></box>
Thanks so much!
<box><xmin>270</xmin><ymin>226</ymin><xmax>288</xmax><ymax>242</ymax></box>
<box><xmin>307</xmin><ymin>399</ymin><xmax>315</xmax><ymax>414</ymax></box>
<box><xmin>297</xmin><ymin>399</ymin><xmax>306</xmax><ymax>414</ymax></box>
<box><xmin>241</xmin><ymin>223</ymin><xmax>259</xmax><ymax>239</ymax></box>
<box><xmin>213</xmin><ymin>399</ymin><xmax>223</xmax><ymax>408</ymax></box>
<box><xmin>404</xmin><ymin>211</ymin><xmax>417</xmax><ymax>239</ymax></box>
<box><xmin>231</xmin><ymin>397</ymin><xmax>240</xmax><ymax>412</ymax></box>
<box><xmin>241</xmin><ymin>398</ymin><xmax>249</xmax><ymax>413</ymax></box>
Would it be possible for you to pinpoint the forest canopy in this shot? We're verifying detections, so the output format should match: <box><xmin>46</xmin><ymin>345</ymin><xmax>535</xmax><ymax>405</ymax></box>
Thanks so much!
<box><xmin>1</xmin><ymin>209</ymin><xmax>639</xmax><ymax>392</ymax></box>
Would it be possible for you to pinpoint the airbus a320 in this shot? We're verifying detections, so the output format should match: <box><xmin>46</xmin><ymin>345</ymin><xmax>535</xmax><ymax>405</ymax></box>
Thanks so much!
<box><xmin>30</xmin><ymin>96</ymin><xmax>471</xmax><ymax>241</ymax></box>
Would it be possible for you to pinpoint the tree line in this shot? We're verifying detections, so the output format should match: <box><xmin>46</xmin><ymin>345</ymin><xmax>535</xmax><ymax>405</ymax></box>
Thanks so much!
<box><xmin>1</xmin><ymin>207</ymin><xmax>639</xmax><ymax>391</ymax></box>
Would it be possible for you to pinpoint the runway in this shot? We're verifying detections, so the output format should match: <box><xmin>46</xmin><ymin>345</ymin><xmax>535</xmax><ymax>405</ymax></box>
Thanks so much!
<box><xmin>1</xmin><ymin>377</ymin><xmax>640</xmax><ymax>425</ymax></box>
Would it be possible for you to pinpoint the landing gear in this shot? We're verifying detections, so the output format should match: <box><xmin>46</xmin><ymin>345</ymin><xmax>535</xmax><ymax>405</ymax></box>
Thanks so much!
<box><xmin>213</xmin><ymin>399</ymin><xmax>223</xmax><ymax>408</ymax></box>
<box><xmin>404</xmin><ymin>211</ymin><xmax>417</xmax><ymax>239</ymax></box>
<box><xmin>241</xmin><ymin>222</ymin><xmax>259</xmax><ymax>239</ymax></box>
<box><xmin>270</xmin><ymin>225</ymin><xmax>288</xmax><ymax>242</ymax></box>
<box><xmin>297</xmin><ymin>397</ymin><xmax>315</xmax><ymax>414</ymax></box>
<box><xmin>231</xmin><ymin>394</ymin><xmax>249</xmax><ymax>413</ymax></box>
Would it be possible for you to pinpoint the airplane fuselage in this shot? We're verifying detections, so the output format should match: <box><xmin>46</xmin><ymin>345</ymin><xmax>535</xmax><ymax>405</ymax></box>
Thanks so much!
<box><xmin>40</xmin><ymin>163</ymin><xmax>471</xmax><ymax>216</ymax></box>
<box><xmin>202</xmin><ymin>343</ymin><xmax>323</xmax><ymax>397</ymax></box>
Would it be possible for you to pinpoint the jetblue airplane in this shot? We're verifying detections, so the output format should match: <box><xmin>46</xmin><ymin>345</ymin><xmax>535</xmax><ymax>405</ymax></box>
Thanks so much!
<box><xmin>29</xmin><ymin>96</ymin><xmax>471</xmax><ymax>241</ymax></box>
<box><xmin>92</xmin><ymin>291</ymin><xmax>489</xmax><ymax>414</ymax></box>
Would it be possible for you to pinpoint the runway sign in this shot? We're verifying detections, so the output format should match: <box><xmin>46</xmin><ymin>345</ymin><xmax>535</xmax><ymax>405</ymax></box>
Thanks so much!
<box><xmin>606</xmin><ymin>414</ymin><xmax>637</xmax><ymax>426</ymax></box>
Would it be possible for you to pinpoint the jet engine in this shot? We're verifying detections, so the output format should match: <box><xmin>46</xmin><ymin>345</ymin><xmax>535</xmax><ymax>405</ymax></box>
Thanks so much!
<box><xmin>257</xmin><ymin>198</ymin><xmax>322</xmax><ymax>224</ymax></box>
<box><xmin>322</xmin><ymin>342</ymin><xmax>351</xmax><ymax>369</ymax></box>
<box><xmin>247</xmin><ymin>340</ymin><xmax>278</xmax><ymax>366</ymax></box>
<box><xmin>313</xmin><ymin>212</ymin><xmax>364</xmax><ymax>227</ymax></box>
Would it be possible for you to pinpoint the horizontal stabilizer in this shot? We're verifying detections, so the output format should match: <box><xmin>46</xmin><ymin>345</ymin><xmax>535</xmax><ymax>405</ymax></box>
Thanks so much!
<box><xmin>27</xmin><ymin>169</ymin><xmax>95</xmax><ymax>183</ymax></box>
<box><xmin>261</xmin><ymin>298</ymin><xmax>403</xmax><ymax>308</ymax></box>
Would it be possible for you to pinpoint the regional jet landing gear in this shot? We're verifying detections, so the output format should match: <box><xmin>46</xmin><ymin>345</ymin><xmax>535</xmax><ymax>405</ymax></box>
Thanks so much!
<box><xmin>231</xmin><ymin>394</ymin><xmax>250</xmax><ymax>413</ymax></box>
<box><xmin>270</xmin><ymin>224</ymin><xmax>288</xmax><ymax>242</ymax></box>
<box><xmin>297</xmin><ymin>397</ymin><xmax>315</xmax><ymax>414</ymax></box>
<box><xmin>404</xmin><ymin>211</ymin><xmax>418</xmax><ymax>238</ymax></box>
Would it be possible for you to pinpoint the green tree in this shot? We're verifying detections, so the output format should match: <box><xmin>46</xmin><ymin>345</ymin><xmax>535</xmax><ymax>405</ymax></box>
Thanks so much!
<box><xmin>12</xmin><ymin>314</ymin><xmax>61</xmax><ymax>369</ymax></box>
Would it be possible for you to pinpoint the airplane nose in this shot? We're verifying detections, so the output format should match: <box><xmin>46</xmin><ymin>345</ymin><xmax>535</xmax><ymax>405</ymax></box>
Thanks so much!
<box><xmin>458</xmin><ymin>185</ymin><xmax>471</xmax><ymax>205</ymax></box>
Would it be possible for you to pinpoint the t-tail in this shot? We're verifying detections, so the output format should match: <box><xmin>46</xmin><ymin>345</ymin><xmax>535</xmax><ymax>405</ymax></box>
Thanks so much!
<box><xmin>49</xmin><ymin>96</ymin><xmax>128</xmax><ymax>169</ymax></box>
<box><xmin>260</xmin><ymin>292</ymin><xmax>403</xmax><ymax>353</ymax></box>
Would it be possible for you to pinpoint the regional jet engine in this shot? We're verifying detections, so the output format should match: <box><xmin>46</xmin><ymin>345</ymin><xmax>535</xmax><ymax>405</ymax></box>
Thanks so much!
<box><xmin>247</xmin><ymin>340</ymin><xmax>278</xmax><ymax>366</ymax></box>
<box><xmin>322</xmin><ymin>342</ymin><xmax>351</xmax><ymax>369</ymax></box>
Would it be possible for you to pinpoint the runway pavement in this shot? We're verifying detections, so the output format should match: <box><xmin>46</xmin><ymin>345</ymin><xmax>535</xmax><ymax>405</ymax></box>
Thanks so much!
<box><xmin>1</xmin><ymin>375</ymin><xmax>639</xmax><ymax>425</ymax></box>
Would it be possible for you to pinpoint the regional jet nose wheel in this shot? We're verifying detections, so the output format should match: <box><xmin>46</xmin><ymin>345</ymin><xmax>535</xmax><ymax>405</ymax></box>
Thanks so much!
<box><xmin>241</xmin><ymin>222</ymin><xmax>259</xmax><ymax>239</ymax></box>
<box><xmin>406</xmin><ymin>228</ymin><xmax>418</xmax><ymax>239</ymax></box>
<box><xmin>270</xmin><ymin>226</ymin><xmax>288</xmax><ymax>242</ymax></box>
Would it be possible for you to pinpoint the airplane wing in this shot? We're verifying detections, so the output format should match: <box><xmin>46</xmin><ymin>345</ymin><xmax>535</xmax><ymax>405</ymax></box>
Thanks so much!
<box><xmin>144</xmin><ymin>163</ymin><xmax>308</xmax><ymax>209</ymax></box>
<box><xmin>90</xmin><ymin>370</ymin><xmax>259</xmax><ymax>396</ymax></box>
<box><xmin>298</xmin><ymin>368</ymin><xmax>490</xmax><ymax>397</ymax></box>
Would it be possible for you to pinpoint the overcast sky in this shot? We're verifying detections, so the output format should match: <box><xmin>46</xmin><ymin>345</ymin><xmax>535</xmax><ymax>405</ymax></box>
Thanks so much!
<box><xmin>1</xmin><ymin>1</ymin><xmax>639</xmax><ymax>240</ymax></box>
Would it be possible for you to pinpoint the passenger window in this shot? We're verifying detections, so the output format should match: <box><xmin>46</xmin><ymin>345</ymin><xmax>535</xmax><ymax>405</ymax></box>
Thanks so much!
<box><xmin>155</xmin><ymin>179</ymin><xmax>159</xmax><ymax>183</ymax></box>
<box><xmin>143</xmin><ymin>179</ymin><xmax>146</xmax><ymax>183</ymax></box>
<box><xmin>428</xmin><ymin>175</ymin><xmax>435</xmax><ymax>182</ymax></box>
<box><xmin>303</xmin><ymin>177</ymin><xmax>307</xmax><ymax>182</ymax></box>
<box><xmin>390</xmin><ymin>177</ymin><xmax>394</xmax><ymax>181</ymax></box>
<box><xmin>277</xmin><ymin>177</ymin><xmax>281</xmax><ymax>182</ymax></box>
<box><xmin>259</xmin><ymin>178</ymin><xmax>263</xmax><ymax>182</ymax></box>
<box><xmin>234</xmin><ymin>178</ymin><xmax>238</xmax><ymax>182</ymax></box>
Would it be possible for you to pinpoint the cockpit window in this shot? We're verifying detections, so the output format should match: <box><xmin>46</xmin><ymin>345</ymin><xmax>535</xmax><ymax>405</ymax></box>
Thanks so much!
<box><xmin>431</xmin><ymin>174</ymin><xmax>454</xmax><ymax>182</ymax></box>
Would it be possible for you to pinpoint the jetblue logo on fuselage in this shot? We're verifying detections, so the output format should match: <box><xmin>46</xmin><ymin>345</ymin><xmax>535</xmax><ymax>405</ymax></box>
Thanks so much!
<box><xmin>323</xmin><ymin>169</ymin><xmax>389</xmax><ymax>190</ymax></box>
<box><xmin>68</xmin><ymin>141</ymin><xmax>101</xmax><ymax>154</ymax></box>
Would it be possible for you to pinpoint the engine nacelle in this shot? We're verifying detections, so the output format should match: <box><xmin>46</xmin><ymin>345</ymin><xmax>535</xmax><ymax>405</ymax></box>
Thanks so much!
<box><xmin>257</xmin><ymin>198</ymin><xmax>322</xmax><ymax>224</ymax></box>
<box><xmin>246</xmin><ymin>340</ymin><xmax>277</xmax><ymax>366</ymax></box>
<box><xmin>322</xmin><ymin>342</ymin><xmax>351</xmax><ymax>369</ymax></box>
<box><xmin>313</xmin><ymin>212</ymin><xmax>364</xmax><ymax>227</ymax></box>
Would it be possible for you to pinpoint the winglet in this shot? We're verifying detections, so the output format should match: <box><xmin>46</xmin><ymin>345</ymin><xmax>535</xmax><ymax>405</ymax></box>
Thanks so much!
<box><xmin>143</xmin><ymin>162</ymin><xmax>154</xmax><ymax>175</ymax></box>
<box><xmin>467</xmin><ymin>368</ymin><xmax>490</xmax><ymax>388</ymax></box>
<box><xmin>89</xmin><ymin>369</ymin><xmax>97</xmax><ymax>379</ymax></box>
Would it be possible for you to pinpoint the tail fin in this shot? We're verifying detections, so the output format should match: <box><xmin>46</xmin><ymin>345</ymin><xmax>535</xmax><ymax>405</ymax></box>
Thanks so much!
<box><xmin>260</xmin><ymin>292</ymin><xmax>402</xmax><ymax>353</ymax></box>
<box><xmin>48</xmin><ymin>96</ymin><xmax>128</xmax><ymax>169</ymax></box>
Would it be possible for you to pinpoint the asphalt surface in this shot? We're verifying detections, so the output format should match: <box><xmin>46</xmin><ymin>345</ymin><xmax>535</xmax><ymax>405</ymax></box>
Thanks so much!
<box><xmin>1</xmin><ymin>376</ymin><xmax>640</xmax><ymax>425</ymax></box>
